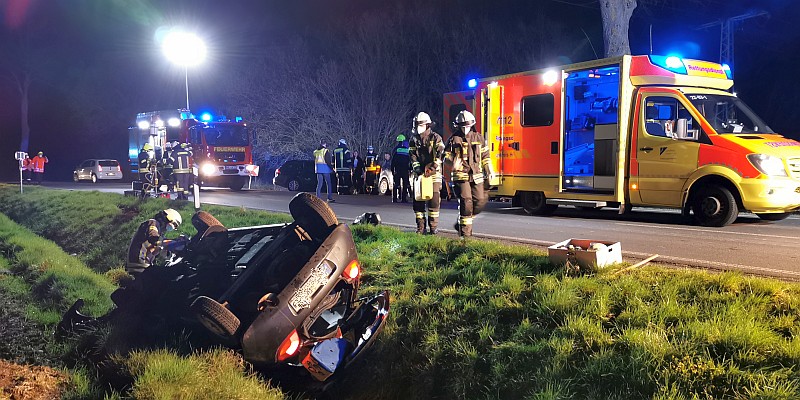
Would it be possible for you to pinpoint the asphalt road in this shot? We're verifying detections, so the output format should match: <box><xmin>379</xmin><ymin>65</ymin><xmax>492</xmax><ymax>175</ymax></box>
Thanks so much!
<box><xmin>40</xmin><ymin>181</ymin><xmax>800</xmax><ymax>281</ymax></box>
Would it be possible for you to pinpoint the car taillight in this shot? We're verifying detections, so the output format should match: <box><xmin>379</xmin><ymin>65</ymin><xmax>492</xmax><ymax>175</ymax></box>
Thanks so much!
<box><xmin>275</xmin><ymin>168</ymin><xmax>281</xmax><ymax>175</ymax></box>
<box><xmin>344</xmin><ymin>260</ymin><xmax>360</xmax><ymax>281</ymax></box>
<box><xmin>276</xmin><ymin>330</ymin><xmax>300</xmax><ymax>362</ymax></box>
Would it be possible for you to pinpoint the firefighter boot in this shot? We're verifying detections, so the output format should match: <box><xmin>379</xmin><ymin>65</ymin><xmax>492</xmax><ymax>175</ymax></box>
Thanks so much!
<box><xmin>415</xmin><ymin>218</ymin><xmax>426</xmax><ymax>234</ymax></box>
<box><xmin>392</xmin><ymin>187</ymin><xmax>399</xmax><ymax>203</ymax></box>
<box><xmin>458</xmin><ymin>215</ymin><xmax>474</xmax><ymax>237</ymax></box>
<box><xmin>427</xmin><ymin>212</ymin><xmax>439</xmax><ymax>235</ymax></box>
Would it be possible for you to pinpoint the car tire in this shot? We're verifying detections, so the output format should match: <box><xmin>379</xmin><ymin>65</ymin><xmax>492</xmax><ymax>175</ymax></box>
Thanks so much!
<box><xmin>288</xmin><ymin>179</ymin><xmax>300</xmax><ymax>191</ymax></box>
<box><xmin>520</xmin><ymin>191</ymin><xmax>557</xmax><ymax>216</ymax></box>
<box><xmin>756</xmin><ymin>212</ymin><xmax>791</xmax><ymax>222</ymax></box>
<box><xmin>91</xmin><ymin>173</ymin><xmax>97</xmax><ymax>183</ymax></box>
<box><xmin>73</xmin><ymin>173</ymin><xmax>79</xmax><ymax>182</ymax></box>
<box><xmin>289</xmin><ymin>192</ymin><xmax>338</xmax><ymax>239</ymax></box>
<box><xmin>378</xmin><ymin>178</ymin><xmax>390</xmax><ymax>196</ymax></box>
<box><xmin>191</xmin><ymin>296</ymin><xmax>240</xmax><ymax>340</ymax></box>
<box><xmin>692</xmin><ymin>185</ymin><xmax>738</xmax><ymax>227</ymax></box>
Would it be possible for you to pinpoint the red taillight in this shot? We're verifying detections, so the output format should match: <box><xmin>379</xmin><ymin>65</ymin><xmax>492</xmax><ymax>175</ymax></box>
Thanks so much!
<box><xmin>276</xmin><ymin>330</ymin><xmax>300</xmax><ymax>362</ymax></box>
<box><xmin>275</xmin><ymin>168</ymin><xmax>281</xmax><ymax>175</ymax></box>
<box><xmin>344</xmin><ymin>260</ymin><xmax>360</xmax><ymax>280</ymax></box>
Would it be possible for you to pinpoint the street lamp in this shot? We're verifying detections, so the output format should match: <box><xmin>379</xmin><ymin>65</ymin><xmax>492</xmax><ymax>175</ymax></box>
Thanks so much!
<box><xmin>161</xmin><ymin>30</ymin><xmax>207</xmax><ymax>111</ymax></box>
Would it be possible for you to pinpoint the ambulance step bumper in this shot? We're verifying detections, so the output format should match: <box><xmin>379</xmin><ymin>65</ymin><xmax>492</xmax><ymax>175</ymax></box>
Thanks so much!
<box><xmin>546</xmin><ymin>199</ymin><xmax>607</xmax><ymax>208</ymax></box>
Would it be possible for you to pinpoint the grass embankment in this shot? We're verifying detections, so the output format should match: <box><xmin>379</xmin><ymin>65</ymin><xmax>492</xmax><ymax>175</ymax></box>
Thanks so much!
<box><xmin>1</xmin><ymin>185</ymin><xmax>800</xmax><ymax>399</ymax></box>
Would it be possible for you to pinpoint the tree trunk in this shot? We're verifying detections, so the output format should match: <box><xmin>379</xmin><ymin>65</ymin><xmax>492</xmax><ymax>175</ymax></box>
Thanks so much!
<box><xmin>600</xmin><ymin>0</ymin><xmax>637</xmax><ymax>57</ymax></box>
<box><xmin>17</xmin><ymin>73</ymin><xmax>31</xmax><ymax>153</ymax></box>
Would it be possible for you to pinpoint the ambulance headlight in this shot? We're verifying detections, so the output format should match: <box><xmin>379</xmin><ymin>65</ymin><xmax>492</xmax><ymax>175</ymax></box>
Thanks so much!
<box><xmin>747</xmin><ymin>154</ymin><xmax>788</xmax><ymax>177</ymax></box>
<box><xmin>201</xmin><ymin>163</ymin><xmax>217</xmax><ymax>176</ymax></box>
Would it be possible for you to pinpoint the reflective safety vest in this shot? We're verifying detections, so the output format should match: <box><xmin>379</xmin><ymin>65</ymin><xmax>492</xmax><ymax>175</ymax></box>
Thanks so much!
<box><xmin>314</xmin><ymin>148</ymin><xmax>329</xmax><ymax>164</ymax></box>
<box><xmin>172</xmin><ymin>149</ymin><xmax>193</xmax><ymax>173</ymax></box>
<box><xmin>31</xmin><ymin>156</ymin><xmax>48</xmax><ymax>173</ymax></box>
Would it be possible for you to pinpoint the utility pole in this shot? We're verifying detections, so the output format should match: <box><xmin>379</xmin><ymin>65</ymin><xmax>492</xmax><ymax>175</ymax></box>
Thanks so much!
<box><xmin>698</xmin><ymin>10</ymin><xmax>769</xmax><ymax>79</ymax></box>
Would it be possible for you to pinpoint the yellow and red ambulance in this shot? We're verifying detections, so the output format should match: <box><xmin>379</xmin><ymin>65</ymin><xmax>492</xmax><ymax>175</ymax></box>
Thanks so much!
<box><xmin>443</xmin><ymin>55</ymin><xmax>800</xmax><ymax>226</ymax></box>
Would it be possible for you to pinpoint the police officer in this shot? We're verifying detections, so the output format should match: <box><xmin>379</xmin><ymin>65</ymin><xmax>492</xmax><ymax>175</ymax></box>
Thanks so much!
<box><xmin>444</xmin><ymin>110</ymin><xmax>492</xmax><ymax>237</ymax></box>
<box><xmin>126</xmin><ymin>209</ymin><xmax>182</xmax><ymax>276</ymax></box>
<box><xmin>333</xmin><ymin>138</ymin><xmax>353</xmax><ymax>194</ymax></box>
<box><xmin>409</xmin><ymin>112</ymin><xmax>445</xmax><ymax>234</ymax></box>
<box><xmin>172</xmin><ymin>143</ymin><xmax>194</xmax><ymax>200</ymax></box>
<box><xmin>391</xmin><ymin>134</ymin><xmax>411</xmax><ymax>203</ymax></box>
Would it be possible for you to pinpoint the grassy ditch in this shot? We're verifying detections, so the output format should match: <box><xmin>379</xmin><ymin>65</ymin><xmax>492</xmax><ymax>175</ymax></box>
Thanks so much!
<box><xmin>1</xmin><ymin>185</ymin><xmax>800</xmax><ymax>399</ymax></box>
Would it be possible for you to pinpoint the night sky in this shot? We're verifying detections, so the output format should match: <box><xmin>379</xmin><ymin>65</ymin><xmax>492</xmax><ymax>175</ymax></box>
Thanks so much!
<box><xmin>1</xmin><ymin>0</ymin><xmax>799</xmax><ymax>180</ymax></box>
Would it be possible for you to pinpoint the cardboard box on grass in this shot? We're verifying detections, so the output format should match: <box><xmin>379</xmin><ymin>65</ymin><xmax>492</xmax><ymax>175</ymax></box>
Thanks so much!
<box><xmin>548</xmin><ymin>239</ymin><xmax>622</xmax><ymax>269</ymax></box>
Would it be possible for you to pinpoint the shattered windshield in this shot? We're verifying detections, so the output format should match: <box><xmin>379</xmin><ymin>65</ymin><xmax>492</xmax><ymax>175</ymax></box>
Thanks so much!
<box><xmin>200</xmin><ymin>125</ymin><xmax>250</xmax><ymax>146</ymax></box>
<box><xmin>686</xmin><ymin>94</ymin><xmax>773</xmax><ymax>134</ymax></box>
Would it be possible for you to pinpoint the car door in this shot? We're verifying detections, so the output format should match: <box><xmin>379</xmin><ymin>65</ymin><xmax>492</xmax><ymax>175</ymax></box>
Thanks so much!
<box><xmin>78</xmin><ymin>160</ymin><xmax>91</xmax><ymax>179</ymax></box>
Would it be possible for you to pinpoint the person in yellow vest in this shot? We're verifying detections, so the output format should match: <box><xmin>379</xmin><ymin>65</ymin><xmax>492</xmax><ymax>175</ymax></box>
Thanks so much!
<box><xmin>409</xmin><ymin>112</ymin><xmax>445</xmax><ymax>234</ymax></box>
<box><xmin>313</xmin><ymin>140</ymin><xmax>335</xmax><ymax>202</ymax></box>
<box><xmin>444</xmin><ymin>110</ymin><xmax>492</xmax><ymax>237</ymax></box>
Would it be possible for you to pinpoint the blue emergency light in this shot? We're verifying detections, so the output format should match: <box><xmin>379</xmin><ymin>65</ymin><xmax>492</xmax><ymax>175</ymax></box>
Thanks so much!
<box><xmin>235</xmin><ymin>116</ymin><xmax>243</xmax><ymax>122</ymax></box>
<box><xmin>649</xmin><ymin>55</ymin><xmax>687</xmax><ymax>75</ymax></box>
<box><xmin>200</xmin><ymin>113</ymin><xmax>212</xmax><ymax>122</ymax></box>
<box><xmin>721</xmin><ymin>64</ymin><xmax>733</xmax><ymax>79</ymax></box>
<box><xmin>467</xmin><ymin>78</ymin><xmax>478</xmax><ymax>88</ymax></box>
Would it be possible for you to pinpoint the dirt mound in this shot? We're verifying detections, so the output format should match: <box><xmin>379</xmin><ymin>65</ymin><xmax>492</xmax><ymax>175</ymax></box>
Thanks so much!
<box><xmin>0</xmin><ymin>359</ymin><xmax>68</xmax><ymax>400</ymax></box>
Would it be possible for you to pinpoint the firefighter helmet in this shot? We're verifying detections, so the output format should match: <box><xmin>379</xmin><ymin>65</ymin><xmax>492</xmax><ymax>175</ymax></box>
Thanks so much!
<box><xmin>159</xmin><ymin>208</ymin><xmax>182</xmax><ymax>231</ymax></box>
<box><xmin>414</xmin><ymin>112</ymin><xmax>431</xmax><ymax>126</ymax></box>
<box><xmin>396</xmin><ymin>134</ymin><xmax>406</xmax><ymax>142</ymax></box>
<box><xmin>142</xmin><ymin>143</ymin><xmax>153</xmax><ymax>151</ymax></box>
<box><xmin>339</xmin><ymin>138</ymin><xmax>347</xmax><ymax>146</ymax></box>
<box><xmin>367</xmin><ymin>145</ymin><xmax>374</xmax><ymax>153</ymax></box>
<box><xmin>38</xmin><ymin>151</ymin><xmax>43</xmax><ymax>155</ymax></box>
<box><xmin>454</xmin><ymin>110</ymin><xmax>476</xmax><ymax>128</ymax></box>
<box><xmin>164</xmin><ymin>142</ymin><xmax>172</xmax><ymax>150</ymax></box>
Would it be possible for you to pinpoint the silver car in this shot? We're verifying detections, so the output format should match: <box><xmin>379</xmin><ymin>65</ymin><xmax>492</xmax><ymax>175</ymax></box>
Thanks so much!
<box><xmin>73</xmin><ymin>159</ymin><xmax>123</xmax><ymax>183</ymax></box>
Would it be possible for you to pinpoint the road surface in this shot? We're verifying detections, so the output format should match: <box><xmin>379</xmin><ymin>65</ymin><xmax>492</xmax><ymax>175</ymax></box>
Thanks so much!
<box><xmin>41</xmin><ymin>182</ymin><xmax>800</xmax><ymax>281</ymax></box>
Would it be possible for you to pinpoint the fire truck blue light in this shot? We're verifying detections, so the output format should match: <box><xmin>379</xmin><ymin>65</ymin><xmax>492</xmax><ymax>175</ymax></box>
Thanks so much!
<box><xmin>201</xmin><ymin>113</ymin><xmax>212</xmax><ymax>122</ymax></box>
<box><xmin>467</xmin><ymin>78</ymin><xmax>477</xmax><ymax>88</ymax></box>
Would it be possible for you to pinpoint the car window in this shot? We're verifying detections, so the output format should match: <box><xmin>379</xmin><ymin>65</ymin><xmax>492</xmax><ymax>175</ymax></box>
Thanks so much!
<box><xmin>81</xmin><ymin>160</ymin><xmax>91</xmax><ymax>168</ymax></box>
<box><xmin>99</xmin><ymin>160</ymin><xmax>118</xmax><ymax>167</ymax></box>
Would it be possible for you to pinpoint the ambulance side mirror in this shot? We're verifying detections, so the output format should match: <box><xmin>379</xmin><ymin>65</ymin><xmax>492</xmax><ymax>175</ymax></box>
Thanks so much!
<box><xmin>673</xmin><ymin>118</ymin><xmax>697</xmax><ymax>141</ymax></box>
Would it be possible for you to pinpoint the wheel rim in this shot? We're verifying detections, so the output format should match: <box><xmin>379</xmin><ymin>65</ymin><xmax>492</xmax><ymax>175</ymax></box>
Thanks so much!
<box><xmin>700</xmin><ymin>196</ymin><xmax>722</xmax><ymax>217</ymax></box>
<box><xmin>288</xmin><ymin>180</ymin><xmax>299</xmax><ymax>191</ymax></box>
<box><xmin>379</xmin><ymin>179</ymin><xmax>388</xmax><ymax>194</ymax></box>
<box><xmin>91</xmin><ymin>174</ymin><xmax>97</xmax><ymax>183</ymax></box>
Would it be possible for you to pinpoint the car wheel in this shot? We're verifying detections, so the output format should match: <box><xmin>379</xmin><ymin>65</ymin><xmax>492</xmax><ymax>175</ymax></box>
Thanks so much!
<box><xmin>191</xmin><ymin>296</ymin><xmax>240</xmax><ymax>340</ymax></box>
<box><xmin>756</xmin><ymin>212</ymin><xmax>791</xmax><ymax>222</ymax></box>
<box><xmin>289</xmin><ymin>192</ymin><xmax>338</xmax><ymax>239</ymax></box>
<box><xmin>91</xmin><ymin>173</ymin><xmax>97</xmax><ymax>183</ymax></box>
<box><xmin>378</xmin><ymin>178</ymin><xmax>389</xmax><ymax>195</ymax></box>
<box><xmin>73</xmin><ymin>173</ymin><xmax>79</xmax><ymax>182</ymax></box>
<box><xmin>520</xmin><ymin>191</ymin><xmax>557</xmax><ymax>216</ymax></box>
<box><xmin>288</xmin><ymin>178</ymin><xmax>300</xmax><ymax>191</ymax></box>
<box><xmin>692</xmin><ymin>185</ymin><xmax>738</xmax><ymax>227</ymax></box>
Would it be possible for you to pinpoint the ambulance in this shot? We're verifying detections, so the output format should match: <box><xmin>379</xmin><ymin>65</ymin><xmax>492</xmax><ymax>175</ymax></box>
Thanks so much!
<box><xmin>443</xmin><ymin>55</ymin><xmax>800</xmax><ymax>226</ymax></box>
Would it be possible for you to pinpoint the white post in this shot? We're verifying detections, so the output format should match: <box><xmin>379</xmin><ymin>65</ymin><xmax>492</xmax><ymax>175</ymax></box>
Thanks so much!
<box><xmin>14</xmin><ymin>151</ymin><xmax>27</xmax><ymax>194</ymax></box>
<box><xmin>248</xmin><ymin>176</ymin><xmax>252</xmax><ymax>190</ymax></box>
<box><xmin>193</xmin><ymin>166</ymin><xmax>201</xmax><ymax>210</ymax></box>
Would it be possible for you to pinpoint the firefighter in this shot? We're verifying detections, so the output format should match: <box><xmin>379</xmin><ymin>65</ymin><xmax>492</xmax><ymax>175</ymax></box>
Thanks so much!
<box><xmin>161</xmin><ymin>142</ymin><xmax>175</xmax><ymax>192</ymax></box>
<box><xmin>352</xmin><ymin>150</ymin><xmax>365</xmax><ymax>194</ymax></box>
<box><xmin>30</xmin><ymin>151</ymin><xmax>48</xmax><ymax>184</ymax></box>
<box><xmin>125</xmin><ymin>209</ymin><xmax>182</xmax><ymax>276</ymax></box>
<box><xmin>391</xmin><ymin>134</ymin><xmax>411</xmax><ymax>203</ymax></box>
<box><xmin>314</xmin><ymin>140</ymin><xmax>335</xmax><ymax>202</ymax></box>
<box><xmin>333</xmin><ymin>138</ymin><xmax>353</xmax><ymax>194</ymax></box>
<box><xmin>445</xmin><ymin>110</ymin><xmax>492</xmax><ymax>237</ymax></box>
<box><xmin>172</xmin><ymin>143</ymin><xmax>194</xmax><ymax>200</ymax></box>
<box><xmin>364</xmin><ymin>145</ymin><xmax>379</xmax><ymax>194</ymax></box>
<box><xmin>138</xmin><ymin>143</ymin><xmax>155</xmax><ymax>195</ymax></box>
<box><xmin>409</xmin><ymin>112</ymin><xmax>445</xmax><ymax>234</ymax></box>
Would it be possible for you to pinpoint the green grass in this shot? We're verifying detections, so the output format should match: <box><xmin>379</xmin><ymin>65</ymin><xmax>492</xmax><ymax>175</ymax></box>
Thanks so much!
<box><xmin>1</xmin><ymin>184</ymin><xmax>800</xmax><ymax>399</ymax></box>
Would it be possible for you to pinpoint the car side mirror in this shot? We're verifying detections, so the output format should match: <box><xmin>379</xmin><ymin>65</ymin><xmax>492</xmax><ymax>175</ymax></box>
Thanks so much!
<box><xmin>673</xmin><ymin>118</ymin><xmax>697</xmax><ymax>141</ymax></box>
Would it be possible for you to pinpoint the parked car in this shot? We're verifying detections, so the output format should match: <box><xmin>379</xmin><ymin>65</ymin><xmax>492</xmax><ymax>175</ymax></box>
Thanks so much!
<box><xmin>73</xmin><ymin>159</ymin><xmax>123</xmax><ymax>182</ymax></box>
<box><xmin>378</xmin><ymin>169</ymin><xmax>393</xmax><ymax>196</ymax></box>
<box><xmin>274</xmin><ymin>160</ymin><xmax>317</xmax><ymax>191</ymax></box>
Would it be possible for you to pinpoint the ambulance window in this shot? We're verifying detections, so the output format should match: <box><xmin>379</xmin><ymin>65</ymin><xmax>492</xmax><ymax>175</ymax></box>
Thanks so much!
<box><xmin>521</xmin><ymin>94</ymin><xmax>554</xmax><ymax>127</ymax></box>
<box><xmin>644</xmin><ymin>97</ymin><xmax>678</xmax><ymax>137</ymax></box>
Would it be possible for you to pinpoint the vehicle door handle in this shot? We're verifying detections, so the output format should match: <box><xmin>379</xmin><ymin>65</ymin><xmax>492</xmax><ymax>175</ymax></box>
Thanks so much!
<box><xmin>639</xmin><ymin>147</ymin><xmax>653</xmax><ymax>152</ymax></box>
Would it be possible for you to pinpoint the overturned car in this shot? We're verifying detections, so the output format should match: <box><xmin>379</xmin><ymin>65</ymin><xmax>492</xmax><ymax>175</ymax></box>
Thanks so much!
<box><xmin>59</xmin><ymin>193</ymin><xmax>390</xmax><ymax>382</ymax></box>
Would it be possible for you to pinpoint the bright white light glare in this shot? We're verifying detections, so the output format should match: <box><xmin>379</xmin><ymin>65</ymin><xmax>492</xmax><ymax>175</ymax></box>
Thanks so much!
<box><xmin>168</xmin><ymin>118</ymin><xmax>181</xmax><ymax>127</ymax></box>
<box><xmin>467</xmin><ymin>78</ymin><xmax>478</xmax><ymax>88</ymax></box>
<box><xmin>162</xmin><ymin>30</ymin><xmax>207</xmax><ymax>67</ymax></box>
<box><xmin>154</xmin><ymin>119</ymin><xmax>165</xmax><ymax>128</ymax></box>
<box><xmin>487</xmin><ymin>81</ymin><xmax>498</xmax><ymax>88</ymax></box>
<box><xmin>245</xmin><ymin>164</ymin><xmax>256</xmax><ymax>172</ymax></box>
<box><xmin>665</xmin><ymin>56</ymin><xmax>683</xmax><ymax>69</ymax></box>
<box><xmin>201</xmin><ymin>113</ymin><xmax>212</xmax><ymax>122</ymax></box>
<box><xmin>201</xmin><ymin>163</ymin><xmax>217</xmax><ymax>176</ymax></box>
<box><xmin>138</xmin><ymin>121</ymin><xmax>150</xmax><ymax>130</ymax></box>
<box><xmin>542</xmin><ymin>70</ymin><xmax>559</xmax><ymax>86</ymax></box>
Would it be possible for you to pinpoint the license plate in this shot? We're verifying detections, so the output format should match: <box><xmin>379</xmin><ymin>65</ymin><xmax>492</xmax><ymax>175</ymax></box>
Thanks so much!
<box><xmin>289</xmin><ymin>263</ymin><xmax>333</xmax><ymax>314</ymax></box>
<box><xmin>106</xmin><ymin>172</ymin><xmax>116</xmax><ymax>176</ymax></box>
<box><xmin>224</xmin><ymin>165</ymin><xmax>238</xmax><ymax>170</ymax></box>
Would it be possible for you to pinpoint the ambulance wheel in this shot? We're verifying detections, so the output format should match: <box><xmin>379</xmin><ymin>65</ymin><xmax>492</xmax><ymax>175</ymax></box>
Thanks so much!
<box><xmin>692</xmin><ymin>185</ymin><xmax>738</xmax><ymax>227</ymax></box>
<box><xmin>289</xmin><ymin>192</ymin><xmax>338</xmax><ymax>239</ymax></box>
<box><xmin>520</xmin><ymin>191</ymin><xmax>557</xmax><ymax>216</ymax></box>
<box><xmin>191</xmin><ymin>296</ymin><xmax>240</xmax><ymax>340</ymax></box>
<box><xmin>756</xmin><ymin>212</ymin><xmax>791</xmax><ymax>222</ymax></box>
<box><xmin>378</xmin><ymin>178</ymin><xmax>390</xmax><ymax>195</ymax></box>
<box><xmin>91</xmin><ymin>173</ymin><xmax>98</xmax><ymax>183</ymax></box>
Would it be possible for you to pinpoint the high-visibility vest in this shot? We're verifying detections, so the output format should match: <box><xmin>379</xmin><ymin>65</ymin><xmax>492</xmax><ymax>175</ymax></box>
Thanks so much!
<box><xmin>314</xmin><ymin>148</ymin><xmax>329</xmax><ymax>165</ymax></box>
<box><xmin>31</xmin><ymin>156</ymin><xmax>48</xmax><ymax>172</ymax></box>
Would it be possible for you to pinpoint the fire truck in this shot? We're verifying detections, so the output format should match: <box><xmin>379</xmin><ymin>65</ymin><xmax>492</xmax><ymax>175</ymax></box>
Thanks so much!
<box><xmin>444</xmin><ymin>55</ymin><xmax>800</xmax><ymax>226</ymax></box>
<box><xmin>129</xmin><ymin>109</ymin><xmax>257</xmax><ymax>191</ymax></box>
